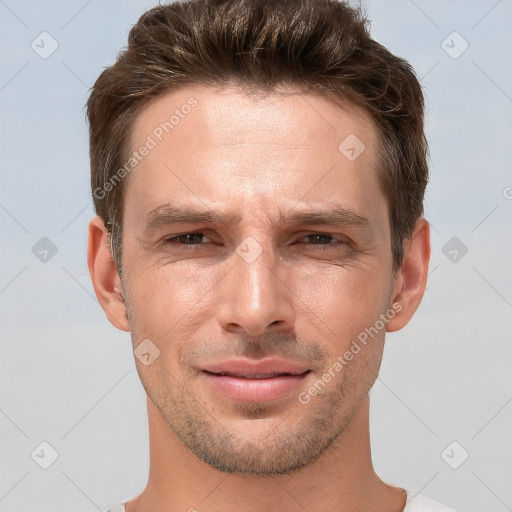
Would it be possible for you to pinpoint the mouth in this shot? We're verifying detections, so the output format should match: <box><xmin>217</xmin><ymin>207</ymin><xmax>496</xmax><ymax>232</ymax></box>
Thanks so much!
<box><xmin>204</xmin><ymin>371</ymin><xmax>309</xmax><ymax>378</ymax></box>
<box><xmin>200</xmin><ymin>359</ymin><xmax>311</xmax><ymax>402</ymax></box>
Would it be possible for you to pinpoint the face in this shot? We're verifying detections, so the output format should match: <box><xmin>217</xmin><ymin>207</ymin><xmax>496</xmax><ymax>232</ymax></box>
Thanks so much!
<box><xmin>119</xmin><ymin>85</ymin><xmax>398</xmax><ymax>475</ymax></box>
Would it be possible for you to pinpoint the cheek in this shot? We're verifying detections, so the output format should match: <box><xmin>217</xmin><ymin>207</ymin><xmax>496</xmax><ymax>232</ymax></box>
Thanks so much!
<box><xmin>124</xmin><ymin>260</ymin><xmax>225</xmax><ymax>342</ymax></box>
<box><xmin>293</xmin><ymin>263</ymin><xmax>389</xmax><ymax>340</ymax></box>
<box><xmin>123</xmin><ymin>247</ymin><xmax>392</xmax><ymax>364</ymax></box>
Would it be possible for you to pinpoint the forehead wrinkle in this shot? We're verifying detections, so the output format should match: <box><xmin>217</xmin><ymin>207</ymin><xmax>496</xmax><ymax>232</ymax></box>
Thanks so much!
<box><xmin>142</xmin><ymin>199</ymin><xmax>372</xmax><ymax>237</ymax></box>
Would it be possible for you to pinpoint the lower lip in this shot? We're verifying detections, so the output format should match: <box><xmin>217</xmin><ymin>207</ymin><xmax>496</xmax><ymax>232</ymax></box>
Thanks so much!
<box><xmin>201</xmin><ymin>372</ymin><xmax>310</xmax><ymax>402</ymax></box>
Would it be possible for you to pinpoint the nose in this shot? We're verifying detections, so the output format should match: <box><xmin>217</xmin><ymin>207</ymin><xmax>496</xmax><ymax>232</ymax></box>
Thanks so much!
<box><xmin>215</xmin><ymin>240</ymin><xmax>296</xmax><ymax>336</ymax></box>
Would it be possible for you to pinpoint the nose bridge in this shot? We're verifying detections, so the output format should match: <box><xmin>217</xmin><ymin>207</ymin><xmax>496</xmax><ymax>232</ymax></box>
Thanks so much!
<box><xmin>216</xmin><ymin>237</ymin><xmax>295</xmax><ymax>335</ymax></box>
<box><xmin>240</xmin><ymin>246</ymin><xmax>275</xmax><ymax>312</ymax></box>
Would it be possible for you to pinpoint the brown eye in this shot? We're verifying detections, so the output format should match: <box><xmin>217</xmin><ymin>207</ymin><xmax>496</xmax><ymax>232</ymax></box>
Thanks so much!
<box><xmin>297</xmin><ymin>234</ymin><xmax>347</xmax><ymax>246</ymax></box>
<box><xmin>165</xmin><ymin>233</ymin><xmax>209</xmax><ymax>245</ymax></box>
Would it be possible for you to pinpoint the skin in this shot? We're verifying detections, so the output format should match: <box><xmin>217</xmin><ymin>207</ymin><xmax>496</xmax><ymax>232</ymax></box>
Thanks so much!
<box><xmin>88</xmin><ymin>85</ymin><xmax>430</xmax><ymax>512</ymax></box>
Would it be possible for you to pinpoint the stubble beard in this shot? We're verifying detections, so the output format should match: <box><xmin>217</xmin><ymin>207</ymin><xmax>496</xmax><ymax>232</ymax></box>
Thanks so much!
<box><xmin>123</xmin><ymin>281</ymin><xmax>385</xmax><ymax>477</ymax></box>
<box><xmin>145</xmin><ymin>349</ymin><xmax>382</xmax><ymax>476</ymax></box>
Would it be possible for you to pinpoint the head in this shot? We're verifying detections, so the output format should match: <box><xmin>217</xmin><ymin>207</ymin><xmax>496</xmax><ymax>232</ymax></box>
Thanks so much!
<box><xmin>87</xmin><ymin>0</ymin><xmax>430</xmax><ymax>476</ymax></box>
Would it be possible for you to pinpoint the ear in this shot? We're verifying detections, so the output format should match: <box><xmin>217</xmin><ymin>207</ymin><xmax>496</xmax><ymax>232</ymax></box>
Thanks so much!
<box><xmin>87</xmin><ymin>216</ymin><xmax>130</xmax><ymax>332</ymax></box>
<box><xmin>386</xmin><ymin>218</ymin><xmax>431</xmax><ymax>332</ymax></box>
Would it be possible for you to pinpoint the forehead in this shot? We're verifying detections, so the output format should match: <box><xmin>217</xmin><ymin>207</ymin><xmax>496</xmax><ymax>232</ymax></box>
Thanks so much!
<box><xmin>124</xmin><ymin>85</ymin><xmax>386</xmax><ymax>230</ymax></box>
<box><xmin>131</xmin><ymin>84</ymin><xmax>378</xmax><ymax>153</ymax></box>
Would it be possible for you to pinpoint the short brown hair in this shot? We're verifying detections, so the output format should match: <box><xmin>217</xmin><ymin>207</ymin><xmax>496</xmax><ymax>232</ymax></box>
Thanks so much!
<box><xmin>87</xmin><ymin>0</ymin><xmax>428</xmax><ymax>274</ymax></box>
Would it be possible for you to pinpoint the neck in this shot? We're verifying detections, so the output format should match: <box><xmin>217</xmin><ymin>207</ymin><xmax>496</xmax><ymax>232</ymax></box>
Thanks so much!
<box><xmin>127</xmin><ymin>395</ymin><xmax>406</xmax><ymax>512</ymax></box>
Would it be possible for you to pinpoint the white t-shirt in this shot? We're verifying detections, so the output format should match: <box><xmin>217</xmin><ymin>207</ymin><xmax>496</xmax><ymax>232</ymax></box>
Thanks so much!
<box><xmin>104</xmin><ymin>490</ymin><xmax>457</xmax><ymax>511</ymax></box>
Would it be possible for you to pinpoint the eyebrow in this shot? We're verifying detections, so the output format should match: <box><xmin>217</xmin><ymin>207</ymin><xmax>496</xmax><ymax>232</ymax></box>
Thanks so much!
<box><xmin>144</xmin><ymin>204</ymin><xmax>242</xmax><ymax>231</ymax></box>
<box><xmin>143</xmin><ymin>203</ymin><xmax>371</xmax><ymax>232</ymax></box>
<box><xmin>285</xmin><ymin>208</ymin><xmax>370</xmax><ymax>228</ymax></box>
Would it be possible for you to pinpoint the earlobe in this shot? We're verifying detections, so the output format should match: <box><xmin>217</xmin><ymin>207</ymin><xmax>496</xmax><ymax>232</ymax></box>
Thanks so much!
<box><xmin>386</xmin><ymin>218</ymin><xmax>431</xmax><ymax>333</ymax></box>
<box><xmin>87</xmin><ymin>216</ymin><xmax>130</xmax><ymax>332</ymax></box>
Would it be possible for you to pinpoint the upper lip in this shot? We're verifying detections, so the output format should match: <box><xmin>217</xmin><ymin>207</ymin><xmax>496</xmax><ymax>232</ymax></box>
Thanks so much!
<box><xmin>201</xmin><ymin>358</ymin><xmax>310</xmax><ymax>377</ymax></box>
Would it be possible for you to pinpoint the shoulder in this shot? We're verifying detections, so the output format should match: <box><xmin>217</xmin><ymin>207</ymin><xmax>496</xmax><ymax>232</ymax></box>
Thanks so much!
<box><xmin>404</xmin><ymin>490</ymin><xmax>457</xmax><ymax>511</ymax></box>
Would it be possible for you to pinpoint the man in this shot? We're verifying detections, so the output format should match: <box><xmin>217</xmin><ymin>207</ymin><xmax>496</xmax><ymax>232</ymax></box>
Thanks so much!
<box><xmin>86</xmin><ymin>0</ymin><xmax>456</xmax><ymax>510</ymax></box>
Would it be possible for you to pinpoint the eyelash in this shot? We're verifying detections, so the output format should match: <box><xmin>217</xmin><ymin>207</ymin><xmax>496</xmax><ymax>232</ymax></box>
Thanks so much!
<box><xmin>163</xmin><ymin>233</ymin><xmax>348</xmax><ymax>249</ymax></box>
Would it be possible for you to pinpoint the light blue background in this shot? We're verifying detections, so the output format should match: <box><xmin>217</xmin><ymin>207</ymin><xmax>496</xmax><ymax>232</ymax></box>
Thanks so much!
<box><xmin>0</xmin><ymin>1</ymin><xmax>511</xmax><ymax>511</ymax></box>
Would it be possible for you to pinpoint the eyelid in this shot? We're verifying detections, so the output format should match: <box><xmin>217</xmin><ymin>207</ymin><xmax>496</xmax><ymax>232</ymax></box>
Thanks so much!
<box><xmin>295</xmin><ymin>233</ymin><xmax>349</xmax><ymax>244</ymax></box>
<box><xmin>162</xmin><ymin>231</ymin><xmax>351</xmax><ymax>247</ymax></box>
<box><xmin>164</xmin><ymin>232</ymin><xmax>211</xmax><ymax>243</ymax></box>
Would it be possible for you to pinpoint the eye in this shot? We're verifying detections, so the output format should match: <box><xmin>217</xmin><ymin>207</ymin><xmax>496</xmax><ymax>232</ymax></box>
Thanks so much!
<box><xmin>162</xmin><ymin>232</ymin><xmax>348</xmax><ymax>250</ymax></box>
<box><xmin>164</xmin><ymin>233</ymin><xmax>210</xmax><ymax>245</ymax></box>
<box><xmin>296</xmin><ymin>234</ymin><xmax>348</xmax><ymax>246</ymax></box>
